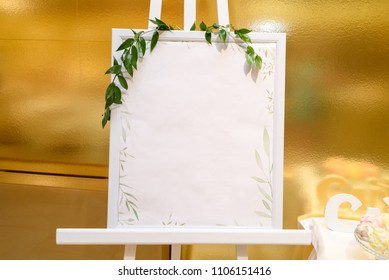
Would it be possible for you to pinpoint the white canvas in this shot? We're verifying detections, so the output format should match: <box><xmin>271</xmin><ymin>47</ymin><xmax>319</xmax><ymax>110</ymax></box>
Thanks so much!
<box><xmin>108</xmin><ymin>31</ymin><xmax>285</xmax><ymax>229</ymax></box>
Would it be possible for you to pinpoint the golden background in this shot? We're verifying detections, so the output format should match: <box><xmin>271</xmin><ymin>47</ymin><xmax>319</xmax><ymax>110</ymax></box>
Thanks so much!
<box><xmin>1</xmin><ymin>0</ymin><xmax>389</xmax><ymax>259</ymax></box>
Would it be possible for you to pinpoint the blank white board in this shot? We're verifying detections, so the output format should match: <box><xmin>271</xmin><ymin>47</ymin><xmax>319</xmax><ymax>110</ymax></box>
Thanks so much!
<box><xmin>107</xmin><ymin>30</ymin><xmax>286</xmax><ymax>230</ymax></box>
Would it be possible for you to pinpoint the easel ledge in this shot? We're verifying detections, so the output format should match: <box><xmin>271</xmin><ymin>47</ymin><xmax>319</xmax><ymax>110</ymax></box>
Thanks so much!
<box><xmin>56</xmin><ymin>228</ymin><xmax>311</xmax><ymax>245</ymax></box>
<box><xmin>57</xmin><ymin>228</ymin><xmax>311</xmax><ymax>259</ymax></box>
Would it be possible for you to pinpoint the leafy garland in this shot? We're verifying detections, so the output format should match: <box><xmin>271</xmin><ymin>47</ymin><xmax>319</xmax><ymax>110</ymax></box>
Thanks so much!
<box><xmin>102</xmin><ymin>18</ymin><xmax>263</xmax><ymax>128</ymax></box>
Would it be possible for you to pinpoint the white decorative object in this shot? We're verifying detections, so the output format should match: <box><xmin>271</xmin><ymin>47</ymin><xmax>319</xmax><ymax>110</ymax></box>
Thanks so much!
<box><xmin>324</xmin><ymin>193</ymin><xmax>362</xmax><ymax>233</ymax></box>
<box><xmin>354</xmin><ymin>212</ymin><xmax>389</xmax><ymax>259</ymax></box>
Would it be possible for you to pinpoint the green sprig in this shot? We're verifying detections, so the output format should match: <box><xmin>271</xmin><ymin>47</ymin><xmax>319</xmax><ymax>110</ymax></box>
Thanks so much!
<box><xmin>199</xmin><ymin>21</ymin><xmax>262</xmax><ymax>70</ymax></box>
<box><xmin>102</xmin><ymin>19</ymin><xmax>172</xmax><ymax>128</ymax></box>
<box><xmin>102</xmin><ymin>18</ymin><xmax>262</xmax><ymax>128</ymax></box>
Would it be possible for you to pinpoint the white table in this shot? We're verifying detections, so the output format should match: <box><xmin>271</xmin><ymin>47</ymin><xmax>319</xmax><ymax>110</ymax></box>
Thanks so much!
<box><xmin>299</xmin><ymin>218</ymin><xmax>375</xmax><ymax>260</ymax></box>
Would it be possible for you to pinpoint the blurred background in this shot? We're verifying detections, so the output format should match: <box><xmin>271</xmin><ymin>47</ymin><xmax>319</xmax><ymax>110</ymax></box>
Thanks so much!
<box><xmin>1</xmin><ymin>0</ymin><xmax>389</xmax><ymax>259</ymax></box>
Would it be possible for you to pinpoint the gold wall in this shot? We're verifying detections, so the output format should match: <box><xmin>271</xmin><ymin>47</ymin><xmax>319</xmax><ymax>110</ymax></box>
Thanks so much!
<box><xmin>1</xmin><ymin>0</ymin><xmax>389</xmax><ymax>259</ymax></box>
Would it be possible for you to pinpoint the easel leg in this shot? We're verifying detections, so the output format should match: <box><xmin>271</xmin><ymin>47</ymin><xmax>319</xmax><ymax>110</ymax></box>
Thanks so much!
<box><xmin>236</xmin><ymin>245</ymin><xmax>248</xmax><ymax>260</ymax></box>
<box><xmin>170</xmin><ymin>244</ymin><xmax>181</xmax><ymax>260</ymax></box>
<box><xmin>124</xmin><ymin>244</ymin><xmax>137</xmax><ymax>260</ymax></box>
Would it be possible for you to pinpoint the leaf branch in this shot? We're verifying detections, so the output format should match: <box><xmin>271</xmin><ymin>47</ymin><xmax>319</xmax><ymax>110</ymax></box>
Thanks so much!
<box><xmin>102</xmin><ymin>18</ymin><xmax>173</xmax><ymax>128</ymax></box>
<box><xmin>102</xmin><ymin>18</ymin><xmax>262</xmax><ymax>128</ymax></box>
<box><xmin>199</xmin><ymin>21</ymin><xmax>262</xmax><ymax>70</ymax></box>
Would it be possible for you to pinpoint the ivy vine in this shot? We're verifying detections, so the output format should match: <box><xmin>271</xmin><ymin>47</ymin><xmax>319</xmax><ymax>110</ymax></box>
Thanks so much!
<box><xmin>102</xmin><ymin>18</ymin><xmax>263</xmax><ymax>128</ymax></box>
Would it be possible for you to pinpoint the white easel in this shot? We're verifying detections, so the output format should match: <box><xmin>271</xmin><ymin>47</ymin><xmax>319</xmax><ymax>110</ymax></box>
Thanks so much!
<box><xmin>149</xmin><ymin>0</ymin><xmax>231</xmax><ymax>261</ymax></box>
<box><xmin>56</xmin><ymin>0</ymin><xmax>312</xmax><ymax>260</ymax></box>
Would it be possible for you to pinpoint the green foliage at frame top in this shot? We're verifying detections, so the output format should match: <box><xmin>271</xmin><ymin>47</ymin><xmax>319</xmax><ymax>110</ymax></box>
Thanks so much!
<box><xmin>102</xmin><ymin>18</ymin><xmax>263</xmax><ymax>128</ymax></box>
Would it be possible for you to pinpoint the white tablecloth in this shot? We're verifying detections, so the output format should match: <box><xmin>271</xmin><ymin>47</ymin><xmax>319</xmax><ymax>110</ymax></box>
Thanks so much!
<box><xmin>299</xmin><ymin>218</ymin><xmax>375</xmax><ymax>260</ymax></box>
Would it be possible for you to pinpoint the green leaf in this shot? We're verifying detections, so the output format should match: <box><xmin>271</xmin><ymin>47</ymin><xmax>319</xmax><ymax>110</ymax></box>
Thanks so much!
<box><xmin>263</xmin><ymin>128</ymin><xmax>270</xmax><ymax>158</ymax></box>
<box><xmin>121</xmin><ymin>48</ymin><xmax>129</xmax><ymax>62</ymax></box>
<box><xmin>149</xmin><ymin>19</ymin><xmax>159</xmax><ymax>25</ymax></box>
<box><xmin>139</xmin><ymin>37</ymin><xmax>146</xmax><ymax>55</ymax></box>
<box><xmin>131</xmin><ymin>45</ymin><xmax>138</xmax><ymax>58</ymax></box>
<box><xmin>246</xmin><ymin>53</ymin><xmax>255</xmax><ymax>65</ymax></box>
<box><xmin>190</xmin><ymin>22</ymin><xmax>196</xmax><ymax>31</ymax></box>
<box><xmin>102</xmin><ymin>108</ymin><xmax>110</xmax><ymax>128</ymax></box>
<box><xmin>123</xmin><ymin>58</ymin><xmax>133</xmax><ymax>77</ymax></box>
<box><xmin>218</xmin><ymin>28</ymin><xmax>227</xmax><ymax>42</ymax></box>
<box><xmin>123</xmin><ymin>53</ymin><xmax>133</xmax><ymax>76</ymax></box>
<box><xmin>205</xmin><ymin>30</ymin><xmax>212</xmax><ymax>44</ymax></box>
<box><xmin>117</xmin><ymin>38</ymin><xmax>134</xmax><ymax>51</ymax></box>
<box><xmin>235</xmin><ymin>30</ymin><xmax>252</xmax><ymax>43</ymax></box>
<box><xmin>113</xmin><ymin>57</ymin><xmax>119</xmax><ymax>65</ymax></box>
<box><xmin>200</xmin><ymin>21</ymin><xmax>207</xmax><ymax>31</ymax></box>
<box><xmin>129</xmin><ymin>55</ymin><xmax>137</xmax><ymax>70</ymax></box>
<box><xmin>154</xmin><ymin>17</ymin><xmax>167</xmax><ymax>26</ymax></box>
<box><xmin>246</xmin><ymin>46</ymin><xmax>254</xmax><ymax>56</ymax></box>
<box><xmin>105</xmin><ymin>82</ymin><xmax>114</xmax><ymax>108</ymax></box>
<box><xmin>135</xmin><ymin>41</ymin><xmax>141</xmax><ymax>56</ymax></box>
<box><xmin>152</xmin><ymin>18</ymin><xmax>170</xmax><ymax>31</ymax></box>
<box><xmin>112</xmin><ymin>84</ymin><xmax>122</xmax><ymax>104</ymax></box>
<box><xmin>157</xmin><ymin>25</ymin><xmax>169</xmax><ymax>31</ymax></box>
<box><xmin>105</xmin><ymin>82</ymin><xmax>114</xmax><ymax>100</ymax></box>
<box><xmin>212</xmin><ymin>23</ymin><xmax>220</xmax><ymax>29</ymax></box>
<box><xmin>104</xmin><ymin>65</ymin><xmax>122</xmax><ymax>75</ymax></box>
<box><xmin>255</xmin><ymin>55</ymin><xmax>262</xmax><ymax>69</ymax></box>
<box><xmin>240</xmin><ymin>33</ymin><xmax>252</xmax><ymax>43</ymax></box>
<box><xmin>105</xmin><ymin>97</ymin><xmax>113</xmax><ymax>109</ymax></box>
<box><xmin>238</xmin><ymin>28</ymin><xmax>251</xmax><ymax>34</ymax></box>
<box><xmin>118</xmin><ymin>75</ymin><xmax>128</xmax><ymax>90</ymax></box>
<box><xmin>150</xmin><ymin>30</ymin><xmax>159</xmax><ymax>52</ymax></box>
<box><xmin>131</xmin><ymin>45</ymin><xmax>138</xmax><ymax>69</ymax></box>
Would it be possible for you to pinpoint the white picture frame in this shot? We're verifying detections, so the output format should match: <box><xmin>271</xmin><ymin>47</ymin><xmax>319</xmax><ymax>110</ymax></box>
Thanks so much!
<box><xmin>106</xmin><ymin>29</ymin><xmax>286</xmax><ymax>231</ymax></box>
